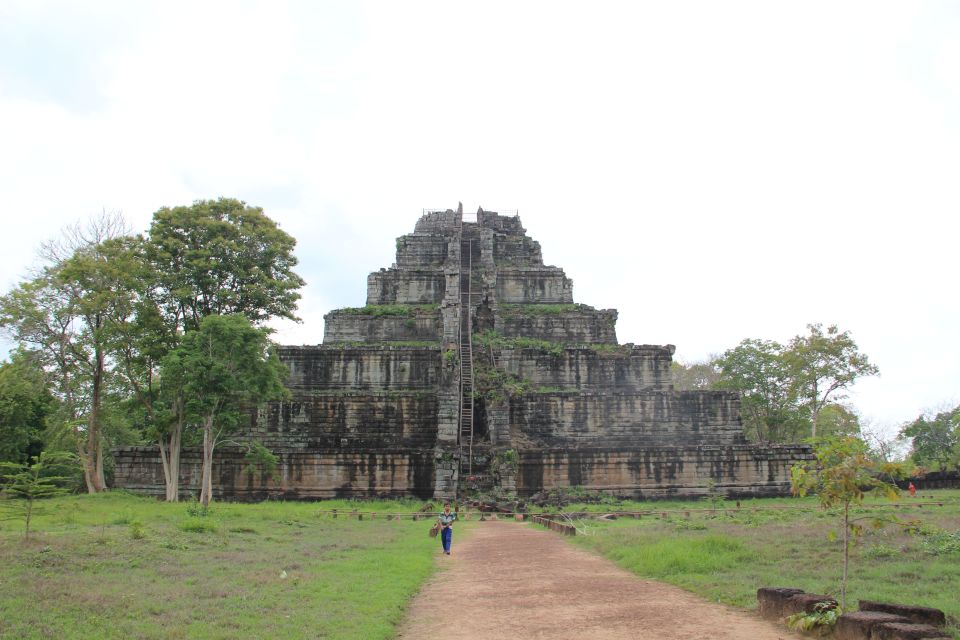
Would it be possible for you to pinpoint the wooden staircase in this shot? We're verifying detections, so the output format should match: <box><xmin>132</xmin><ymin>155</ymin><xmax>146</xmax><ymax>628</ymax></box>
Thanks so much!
<box><xmin>458</xmin><ymin>224</ymin><xmax>476</xmax><ymax>479</ymax></box>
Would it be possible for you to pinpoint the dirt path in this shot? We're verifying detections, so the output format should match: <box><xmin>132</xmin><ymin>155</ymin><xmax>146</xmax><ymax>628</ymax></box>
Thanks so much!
<box><xmin>397</xmin><ymin>520</ymin><xmax>799</xmax><ymax>640</ymax></box>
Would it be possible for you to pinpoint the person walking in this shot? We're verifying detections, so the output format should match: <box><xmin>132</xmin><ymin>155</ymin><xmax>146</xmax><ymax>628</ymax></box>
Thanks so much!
<box><xmin>438</xmin><ymin>502</ymin><xmax>456</xmax><ymax>555</ymax></box>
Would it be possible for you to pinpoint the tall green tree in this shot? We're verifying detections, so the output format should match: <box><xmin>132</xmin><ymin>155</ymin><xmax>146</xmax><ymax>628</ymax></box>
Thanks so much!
<box><xmin>786</xmin><ymin>324</ymin><xmax>878</xmax><ymax>439</ymax></box>
<box><xmin>714</xmin><ymin>339</ymin><xmax>805</xmax><ymax>443</ymax></box>
<box><xmin>671</xmin><ymin>357</ymin><xmax>721</xmax><ymax>391</ymax></box>
<box><xmin>146</xmin><ymin>197</ymin><xmax>305</xmax><ymax>332</ymax></box>
<box><xmin>140</xmin><ymin>198</ymin><xmax>303</xmax><ymax>501</ymax></box>
<box><xmin>899</xmin><ymin>405</ymin><xmax>960</xmax><ymax>472</ymax></box>
<box><xmin>0</xmin><ymin>353</ymin><xmax>54</xmax><ymax>463</ymax></box>
<box><xmin>0</xmin><ymin>213</ymin><xmax>134</xmax><ymax>492</ymax></box>
<box><xmin>161</xmin><ymin>314</ymin><xmax>287</xmax><ymax>506</ymax></box>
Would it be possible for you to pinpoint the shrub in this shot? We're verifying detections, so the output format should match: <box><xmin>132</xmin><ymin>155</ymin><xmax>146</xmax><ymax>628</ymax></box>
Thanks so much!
<box><xmin>179</xmin><ymin>519</ymin><xmax>218</xmax><ymax>534</ymax></box>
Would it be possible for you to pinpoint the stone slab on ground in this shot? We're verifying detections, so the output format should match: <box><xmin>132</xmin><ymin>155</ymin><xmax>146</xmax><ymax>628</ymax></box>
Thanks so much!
<box><xmin>758</xmin><ymin>587</ymin><xmax>806</xmax><ymax>620</ymax></box>
<box><xmin>397</xmin><ymin>521</ymin><xmax>802</xmax><ymax>640</ymax></box>
<box><xmin>860</xmin><ymin>600</ymin><xmax>947</xmax><ymax>628</ymax></box>
<box><xmin>835</xmin><ymin>611</ymin><xmax>913</xmax><ymax>640</ymax></box>
<box><xmin>870</xmin><ymin>622</ymin><xmax>952</xmax><ymax>640</ymax></box>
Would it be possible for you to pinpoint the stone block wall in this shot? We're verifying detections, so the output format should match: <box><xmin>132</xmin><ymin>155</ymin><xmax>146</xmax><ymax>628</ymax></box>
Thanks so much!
<box><xmin>112</xmin><ymin>446</ymin><xmax>436</xmax><ymax>500</ymax></box>
<box><xmin>509</xmin><ymin>391</ymin><xmax>747</xmax><ymax>447</ymax></box>
<box><xmin>493</xmin><ymin>234</ymin><xmax>543</xmax><ymax>266</ymax></box>
<box><xmin>244</xmin><ymin>391</ymin><xmax>439</xmax><ymax>450</ymax></box>
<box><xmin>281</xmin><ymin>345</ymin><xmax>440</xmax><ymax>390</ymax></box>
<box><xmin>395</xmin><ymin>234</ymin><xmax>450</xmax><ymax>268</ymax></box>
<box><xmin>516</xmin><ymin>445</ymin><xmax>811</xmax><ymax>499</ymax></box>
<box><xmin>322</xmin><ymin>310</ymin><xmax>441</xmax><ymax>343</ymax></box>
<box><xmin>497</xmin><ymin>345</ymin><xmax>672</xmax><ymax>391</ymax></box>
<box><xmin>496</xmin><ymin>308</ymin><xmax>618</xmax><ymax>343</ymax></box>
<box><xmin>366</xmin><ymin>269</ymin><xmax>446</xmax><ymax>304</ymax></box>
<box><xmin>495</xmin><ymin>268</ymin><xmax>574</xmax><ymax>303</ymax></box>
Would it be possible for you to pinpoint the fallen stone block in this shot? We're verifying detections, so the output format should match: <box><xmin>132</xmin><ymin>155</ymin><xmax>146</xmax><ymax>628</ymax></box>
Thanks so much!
<box><xmin>870</xmin><ymin>622</ymin><xmax>952</xmax><ymax>640</ymax></box>
<box><xmin>835</xmin><ymin>611</ymin><xmax>912</xmax><ymax>640</ymax></box>
<box><xmin>859</xmin><ymin>601</ymin><xmax>947</xmax><ymax>628</ymax></box>
<box><xmin>783</xmin><ymin>593</ymin><xmax>838</xmax><ymax>618</ymax></box>
<box><xmin>757</xmin><ymin>587</ymin><xmax>806</xmax><ymax>620</ymax></box>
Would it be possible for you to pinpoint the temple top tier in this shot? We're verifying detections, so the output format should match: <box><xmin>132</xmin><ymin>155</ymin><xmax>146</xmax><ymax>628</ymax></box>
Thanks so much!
<box><xmin>325</xmin><ymin>206</ymin><xmax>617</xmax><ymax>343</ymax></box>
<box><xmin>413</xmin><ymin>207</ymin><xmax>526</xmax><ymax>237</ymax></box>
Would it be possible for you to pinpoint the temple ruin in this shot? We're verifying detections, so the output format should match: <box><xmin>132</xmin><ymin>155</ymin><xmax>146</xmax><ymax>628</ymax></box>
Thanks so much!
<box><xmin>113</xmin><ymin>206</ymin><xmax>811</xmax><ymax>500</ymax></box>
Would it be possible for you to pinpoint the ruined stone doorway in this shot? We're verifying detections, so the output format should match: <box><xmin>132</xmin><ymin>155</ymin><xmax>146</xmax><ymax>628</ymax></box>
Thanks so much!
<box><xmin>474</xmin><ymin>297</ymin><xmax>494</xmax><ymax>334</ymax></box>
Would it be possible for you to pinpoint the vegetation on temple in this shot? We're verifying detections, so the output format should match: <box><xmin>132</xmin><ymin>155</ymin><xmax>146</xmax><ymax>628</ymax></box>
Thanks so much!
<box><xmin>498</xmin><ymin>303</ymin><xmax>591</xmax><ymax>315</ymax></box>
<box><xmin>336</xmin><ymin>304</ymin><xmax>438</xmax><ymax>317</ymax></box>
<box><xmin>474</xmin><ymin>330</ymin><xmax>629</xmax><ymax>358</ymax></box>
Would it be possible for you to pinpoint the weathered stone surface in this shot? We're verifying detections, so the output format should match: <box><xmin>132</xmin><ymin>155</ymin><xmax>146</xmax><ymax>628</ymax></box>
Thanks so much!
<box><xmin>870</xmin><ymin>622</ymin><xmax>952</xmax><ymax>640</ymax></box>
<box><xmin>517</xmin><ymin>446</ymin><xmax>806</xmax><ymax>498</ymax></box>
<box><xmin>757</xmin><ymin>587</ymin><xmax>806</xmax><ymax>620</ymax></box>
<box><xmin>836</xmin><ymin>612</ymin><xmax>913</xmax><ymax>640</ymax></box>
<box><xmin>323</xmin><ymin>309</ymin><xmax>441</xmax><ymax>343</ymax></box>
<box><xmin>510</xmin><ymin>391</ymin><xmax>747</xmax><ymax>447</ymax></box>
<box><xmin>495</xmin><ymin>267</ymin><xmax>573</xmax><ymax>304</ymax></box>
<box><xmin>496</xmin><ymin>307</ymin><xmax>618</xmax><ymax>343</ymax></box>
<box><xmin>247</xmin><ymin>392</ymin><xmax>439</xmax><ymax>450</ymax></box>
<box><xmin>281</xmin><ymin>346</ymin><xmax>440</xmax><ymax>390</ymax></box>
<box><xmin>112</xmin><ymin>207</ymin><xmax>813</xmax><ymax>501</ymax></box>
<box><xmin>367</xmin><ymin>268</ymin><xmax>446</xmax><ymax>304</ymax></box>
<box><xmin>780</xmin><ymin>593</ymin><xmax>838</xmax><ymax>618</ymax></box>
<box><xmin>859</xmin><ymin>601</ymin><xmax>947</xmax><ymax>628</ymax></box>
<box><xmin>498</xmin><ymin>345</ymin><xmax>672</xmax><ymax>391</ymax></box>
<box><xmin>395</xmin><ymin>234</ymin><xmax>450</xmax><ymax>268</ymax></box>
<box><xmin>112</xmin><ymin>447</ymin><xmax>435</xmax><ymax>500</ymax></box>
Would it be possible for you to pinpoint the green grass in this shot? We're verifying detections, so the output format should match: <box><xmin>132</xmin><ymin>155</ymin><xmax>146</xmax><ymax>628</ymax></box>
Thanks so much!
<box><xmin>566</xmin><ymin>489</ymin><xmax>960</xmax><ymax>638</ymax></box>
<box><xmin>0</xmin><ymin>493</ymin><xmax>451</xmax><ymax>639</ymax></box>
<box><xmin>499</xmin><ymin>304</ymin><xmax>589</xmax><ymax>315</ymax></box>
<box><xmin>474</xmin><ymin>330</ymin><xmax>629</xmax><ymax>357</ymax></box>
<box><xmin>323</xmin><ymin>341</ymin><xmax>440</xmax><ymax>349</ymax></box>
<box><xmin>335</xmin><ymin>305</ymin><xmax>438</xmax><ymax>317</ymax></box>
<box><xmin>475</xmin><ymin>330</ymin><xmax>566</xmax><ymax>357</ymax></box>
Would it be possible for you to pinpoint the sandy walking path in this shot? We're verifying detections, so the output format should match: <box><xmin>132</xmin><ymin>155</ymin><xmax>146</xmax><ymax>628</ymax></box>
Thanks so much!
<box><xmin>397</xmin><ymin>520</ymin><xmax>799</xmax><ymax>640</ymax></box>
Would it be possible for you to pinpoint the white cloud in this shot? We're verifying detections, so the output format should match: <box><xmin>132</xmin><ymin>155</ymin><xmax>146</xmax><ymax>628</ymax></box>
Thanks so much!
<box><xmin>1</xmin><ymin>1</ymin><xmax>958</xmax><ymax>435</ymax></box>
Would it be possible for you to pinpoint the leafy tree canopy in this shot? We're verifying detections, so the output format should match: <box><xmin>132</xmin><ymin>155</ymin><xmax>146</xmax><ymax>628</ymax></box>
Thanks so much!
<box><xmin>899</xmin><ymin>405</ymin><xmax>960</xmax><ymax>473</ymax></box>
<box><xmin>0</xmin><ymin>352</ymin><xmax>54</xmax><ymax>463</ymax></box>
<box><xmin>146</xmin><ymin>198</ymin><xmax>305</xmax><ymax>331</ymax></box>
<box><xmin>786</xmin><ymin>324</ymin><xmax>878</xmax><ymax>439</ymax></box>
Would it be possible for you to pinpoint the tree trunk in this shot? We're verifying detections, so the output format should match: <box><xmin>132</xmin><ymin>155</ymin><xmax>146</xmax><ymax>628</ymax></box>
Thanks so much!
<box><xmin>95</xmin><ymin>439</ymin><xmax>106</xmax><ymax>490</ymax></box>
<box><xmin>85</xmin><ymin>346</ymin><xmax>107</xmax><ymax>492</ymax></box>
<box><xmin>841</xmin><ymin>501</ymin><xmax>849</xmax><ymax>610</ymax></box>
<box><xmin>810</xmin><ymin>381</ymin><xmax>819</xmax><ymax>439</ymax></box>
<box><xmin>199</xmin><ymin>417</ymin><xmax>214</xmax><ymax>507</ymax></box>
<box><xmin>159</xmin><ymin>434</ymin><xmax>171</xmax><ymax>495</ymax></box>
<box><xmin>169</xmin><ymin>421</ymin><xmax>182</xmax><ymax>502</ymax></box>
<box><xmin>78</xmin><ymin>440</ymin><xmax>97</xmax><ymax>495</ymax></box>
<box><xmin>159</xmin><ymin>413</ymin><xmax>184</xmax><ymax>502</ymax></box>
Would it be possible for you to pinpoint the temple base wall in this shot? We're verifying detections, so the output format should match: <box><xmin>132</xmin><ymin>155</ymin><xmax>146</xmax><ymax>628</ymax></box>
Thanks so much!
<box><xmin>516</xmin><ymin>445</ymin><xmax>812</xmax><ymax>499</ymax></box>
<box><xmin>112</xmin><ymin>446</ymin><xmax>437</xmax><ymax>501</ymax></box>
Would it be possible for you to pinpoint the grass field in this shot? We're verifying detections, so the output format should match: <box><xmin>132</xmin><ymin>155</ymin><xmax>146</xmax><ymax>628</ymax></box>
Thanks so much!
<box><xmin>563</xmin><ymin>490</ymin><xmax>960</xmax><ymax>638</ymax></box>
<box><xmin>0</xmin><ymin>493</ymin><xmax>449</xmax><ymax>640</ymax></box>
<box><xmin>3</xmin><ymin>491</ymin><xmax>958</xmax><ymax>639</ymax></box>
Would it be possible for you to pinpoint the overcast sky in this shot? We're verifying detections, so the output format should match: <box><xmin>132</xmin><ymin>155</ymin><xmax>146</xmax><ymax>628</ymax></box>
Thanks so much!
<box><xmin>1</xmin><ymin>1</ymin><xmax>957</xmax><ymax>437</ymax></box>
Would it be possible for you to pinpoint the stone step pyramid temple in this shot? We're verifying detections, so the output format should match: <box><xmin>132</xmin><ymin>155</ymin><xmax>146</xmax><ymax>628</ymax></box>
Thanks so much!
<box><xmin>114</xmin><ymin>206</ymin><xmax>811</xmax><ymax>500</ymax></box>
